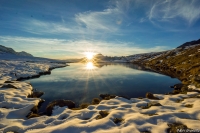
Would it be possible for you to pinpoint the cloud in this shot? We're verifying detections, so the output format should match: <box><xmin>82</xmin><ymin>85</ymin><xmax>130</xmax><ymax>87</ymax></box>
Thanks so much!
<box><xmin>0</xmin><ymin>36</ymin><xmax>169</xmax><ymax>58</ymax></box>
<box><xmin>148</xmin><ymin>0</ymin><xmax>200</xmax><ymax>26</ymax></box>
<box><xmin>19</xmin><ymin>19</ymin><xmax>75</xmax><ymax>35</ymax></box>
<box><xmin>75</xmin><ymin>0</ymin><xmax>130</xmax><ymax>32</ymax></box>
<box><xmin>11</xmin><ymin>0</ymin><xmax>131</xmax><ymax>36</ymax></box>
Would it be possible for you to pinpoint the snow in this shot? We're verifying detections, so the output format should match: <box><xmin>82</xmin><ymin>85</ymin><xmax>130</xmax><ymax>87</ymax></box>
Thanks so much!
<box><xmin>1</xmin><ymin>53</ymin><xmax>200</xmax><ymax>133</ymax></box>
<box><xmin>1</xmin><ymin>81</ymin><xmax>200</xmax><ymax>133</ymax></box>
<box><xmin>0</xmin><ymin>54</ymin><xmax>67</xmax><ymax>81</ymax></box>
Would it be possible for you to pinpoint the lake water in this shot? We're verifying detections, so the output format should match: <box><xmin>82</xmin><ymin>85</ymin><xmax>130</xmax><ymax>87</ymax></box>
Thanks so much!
<box><xmin>27</xmin><ymin>62</ymin><xmax>180</xmax><ymax>111</ymax></box>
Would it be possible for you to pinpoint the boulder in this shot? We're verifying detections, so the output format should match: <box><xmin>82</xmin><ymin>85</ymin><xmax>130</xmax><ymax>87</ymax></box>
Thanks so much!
<box><xmin>99</xmin><ymin>94</ymin><xmax>111</xmax><ymax>99</ymax></box>
<box><xmin>147</xmin><ymin>101</ymin><xmax>162</xmax><ymax>107</ymax></box>
<box><xmin>145</xmin><ymin>92</ymin><xmax>159</xmax><ymax>100</ymax></box>
<box><xmin>99</xmin><ymin>94</ymin><xmax>116</xmax><ymax>100</ymax></box>
<box><xmin>172</xmin><ymin>83</ymin><xmax>183</xmax><ymax>90</ymax></box>
<box><xmin>141</xmin><ymin>101</ymin><xmax>162</xmax><ymax>109</ymax></box>
<box><xmin>32</xmin><ymin>91</ymin><xmax>44</xmax><ymax>98</ymax></box>
<box><xmin>92</xmin><ymin>98</ymin><xmax>101</xmax><ymax>104</ymax></box>
<box><xmin>46</xmin><ymin>99</ymin><xmax>75</xmax><ymax>116</ymax></box>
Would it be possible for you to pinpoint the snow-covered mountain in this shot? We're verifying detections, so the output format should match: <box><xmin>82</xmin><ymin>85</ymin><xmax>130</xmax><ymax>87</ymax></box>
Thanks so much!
<box><xmin>0</xmin><ymin>45</ymin><xmax>33</xmax><ymax>57</ymax></box>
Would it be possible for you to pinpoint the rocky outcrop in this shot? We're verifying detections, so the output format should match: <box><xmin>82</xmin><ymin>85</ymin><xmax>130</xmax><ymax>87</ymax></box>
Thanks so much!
<box><xmin>28</xmin><ymin>91</ymin><xmax>44</xmax><ymax>98</ymax></box>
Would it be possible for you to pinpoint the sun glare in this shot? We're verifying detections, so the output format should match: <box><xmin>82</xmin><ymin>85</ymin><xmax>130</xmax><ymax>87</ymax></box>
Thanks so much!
<box><xmin>85</xmin><ymin>52</ymin><xmax>95</xmax><ymax>60</ymax></box>
<box><xmin>86</xmin><ymin>62</ymin><xmax>94</xmax><ymax>70</ymax></box>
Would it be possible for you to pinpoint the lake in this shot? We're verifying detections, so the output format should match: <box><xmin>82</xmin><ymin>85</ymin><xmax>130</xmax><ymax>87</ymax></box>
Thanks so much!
<box><xmin>27</xmin><ymin>62</ymin><xmax>180</xmax><ymax>111</ymax></box>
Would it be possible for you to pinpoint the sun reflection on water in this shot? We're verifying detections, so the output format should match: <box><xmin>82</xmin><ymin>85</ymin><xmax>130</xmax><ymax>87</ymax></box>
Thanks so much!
<box><xmin>86</xmin><ymin>62</ymin><xmax>95</xmax><ymax>70</ymax></box>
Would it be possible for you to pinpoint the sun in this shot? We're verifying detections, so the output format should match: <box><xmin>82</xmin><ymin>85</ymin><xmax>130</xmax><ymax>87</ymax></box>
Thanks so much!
<box><xmin>85</xmin><ymin>52</ymin><xmax>95</xmax><ymax>60</ymax></box>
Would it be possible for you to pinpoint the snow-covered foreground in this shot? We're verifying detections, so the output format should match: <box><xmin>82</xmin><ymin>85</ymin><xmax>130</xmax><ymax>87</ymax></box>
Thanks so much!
<box><xmin>1</xmin><ymin>54</ymin><xmax>200</xmax><ymax>133</ymax></box>
<box><xmin>1</xmin><ymin>76</ymin><xmax>200</xmax><ymax>132</ymax></box>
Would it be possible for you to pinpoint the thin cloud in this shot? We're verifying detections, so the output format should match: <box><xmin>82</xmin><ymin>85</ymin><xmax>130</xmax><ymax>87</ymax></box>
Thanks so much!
<box><xmin>148</xmin><ymin>0</ymin><xmax>200</xmax><ymax>26</ymax></box>
<box><xmin>75</xmin><ymin>9</ymin><xmax>119</xmax><ymax>32</ymax></box>
<box><xmin>19</xmin><ymin>19</ymin><xmax>74</xmax><ymax>34</ymax></box>
<box><xmin>75</xmin><ymin>0</ymin><xmax>130</xmax><ymax>32</ymax></box>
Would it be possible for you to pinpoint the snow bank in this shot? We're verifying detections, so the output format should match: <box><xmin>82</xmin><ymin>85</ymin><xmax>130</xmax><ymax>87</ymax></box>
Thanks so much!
<box><xmin>1</xmin><ymin>76</ymin><xmax>200</xmax><ymax>133</ymax></box>
<box><xmin>0</xmin><ymin>59</ymin><xmax>67</xmax><ymax>81</ymax></box>
<box><xmin>1</xmin><ymin>54</ymin><xmax>200</xmax><ymax>133</ymax></box>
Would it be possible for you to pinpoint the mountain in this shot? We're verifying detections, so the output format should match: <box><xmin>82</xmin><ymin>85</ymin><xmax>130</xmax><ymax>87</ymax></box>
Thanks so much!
<box><xmin>0</xmin><ymin>45</ymin><xmax>33</xmax><ymax>57</ymax></box>
<box><xmin>132</xmin><ymin>39</ymin><xmax>200</xmax><ymax>88</ymax></box>
<box><xmin>177</xmin><ymin>38</ymin><xmax>200</xmax><ymax>48</ymax></box>
<box><xmin>93</xmin><ymin>53</ymin><xmax>128</xmax><ymax>62</ymax></box>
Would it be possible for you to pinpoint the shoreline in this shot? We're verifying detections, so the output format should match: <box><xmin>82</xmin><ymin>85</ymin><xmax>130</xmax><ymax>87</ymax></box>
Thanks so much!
<box><xmin>1</xmin><ymin>62</ymin><xmax>200</xmax><ymax>133</ymax></box>
<box><xmin>24</xmin><ymin>63</ymin><xmax>192</xmax><ymax>114</ymax></box>
<box><xmin>16</xmin><ymin>64</ymin><xmax>68</xmax><ymax>81</ymax></box>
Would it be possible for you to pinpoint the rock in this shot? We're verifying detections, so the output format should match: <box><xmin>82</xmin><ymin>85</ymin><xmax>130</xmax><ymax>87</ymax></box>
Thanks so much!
<box><xmin>172</xmin><ymin>90</ymin><xmax>181</xmax><ymax>94</ymax></box>
<box><xmin>32</xmin><ymin>91</ymin><xmax>44</xmax><ymax>98</ymax></box>
<box><xmin>79</xmin><ymin>103</ymin><xmax>90</xmax><ymax>109</ymax></box>
<box><xmin>145</xmin><ymin>92</ymin><xmax>159</xmax><ymax>100</ymax></box>
<box><xmin>39</xmin><ymin>71</ymin><xmax>51</xmax><ymax>75</ymax></box>
<box><xmin>38</xmin><ymin>99</ymin><xmax>45</xmax><ymax>107</ymax></box>
<box><xmin>1</xmin><ymin>84</ymin><xmax>17</xmax><ymax>89</ymax></box>
<box><xmin>99</xmin><ymin>94</ymin><xmax>111</xmax><ymax>99</ymax></box>
<box><xmin>46</xmin><ymin>99</ymin><xmax>75</xmax><ymax>116</ymax></box>
<box><xmin>147</xmin><ymin>101</ymin><xmax>162</xmax><ymax>107</ymax></box>
<box><xmin>92</xmin><ymin>98</ymin><xmax>101</xmax><ymax>104</ymax></box>
<box><xmin>99</xmin><ymin>94</ymin><xmax>116</xmax><ymax>100</ymax></box>
<box><xmin>170</xmin><ymin>84</ymin><xmax>188</xmax><ymax>94</ymax></box>
<box><xmin>174</xmin><ymin>83</ymin><xmax>183</xmax><ymax>90</ymax></box>
<box><xmin>141</xmin><ymin>101</ymin><xmax>162</xmax><ymax>109</ymax></box>
<box><xmin>28</xmin><ymin>91</ymin><xmax>44</xmax><ymax>98</ymax></box>
<box><xmin>31</xmin><ymin>106</ymin><xmax>38</xmax><ymax>114</ymax></box>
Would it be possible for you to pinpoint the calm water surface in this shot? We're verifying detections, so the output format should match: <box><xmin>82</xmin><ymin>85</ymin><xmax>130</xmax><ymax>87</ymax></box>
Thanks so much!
<box><xmin>27</xmin><ymin>62</ymin><xmax>180</xmax><ymax>111</ymax></box>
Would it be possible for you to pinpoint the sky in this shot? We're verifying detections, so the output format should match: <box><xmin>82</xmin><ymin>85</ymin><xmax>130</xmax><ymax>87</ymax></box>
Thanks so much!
<box><xmin>0</xmin><ymin>0</ymin><xmax>200</xmax><ymax>59</ymax></box>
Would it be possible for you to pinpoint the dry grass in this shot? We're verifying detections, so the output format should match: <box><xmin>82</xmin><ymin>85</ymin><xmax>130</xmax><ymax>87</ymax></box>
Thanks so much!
<box><xmin>27</xmin><ymin>113</ymin><xmax>40</xmax><ymax>119</ymax></box>
<box><xmin>113</xmin><ymin>118</ymin><xmax>124</xmax><ymax>124</ymax></box>
<box><xmin>143</xmin><ymin>44</ymin><xmax>200</xmax><ymax>87</ymax></box>
<box><xmin>184</xmin><ymin>104</ymin><xmax>193</xmax><ymax>108</ymax></box>
<box><xmin>96</xmin><ymin>110</ymin><xmax>109</xmax><ymax>120</ymax></box>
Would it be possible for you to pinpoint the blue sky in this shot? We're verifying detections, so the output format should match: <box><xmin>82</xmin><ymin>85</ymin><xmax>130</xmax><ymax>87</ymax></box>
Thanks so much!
<box><xmin>0</xmin><ymin>0</ymin><xmax>200</xmax><ymax>59</ymax></box>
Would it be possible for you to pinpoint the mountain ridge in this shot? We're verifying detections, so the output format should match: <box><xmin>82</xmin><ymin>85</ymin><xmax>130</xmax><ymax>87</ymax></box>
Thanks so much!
<box><xmin>177</xmin><ymin>38</ymin><xmax>200</xmax><ymax>48</ymax></box>
<box><xmin>0</xmin><ymin>45</ymin><xmax>33</xmax><ymax>57</ymax></box>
